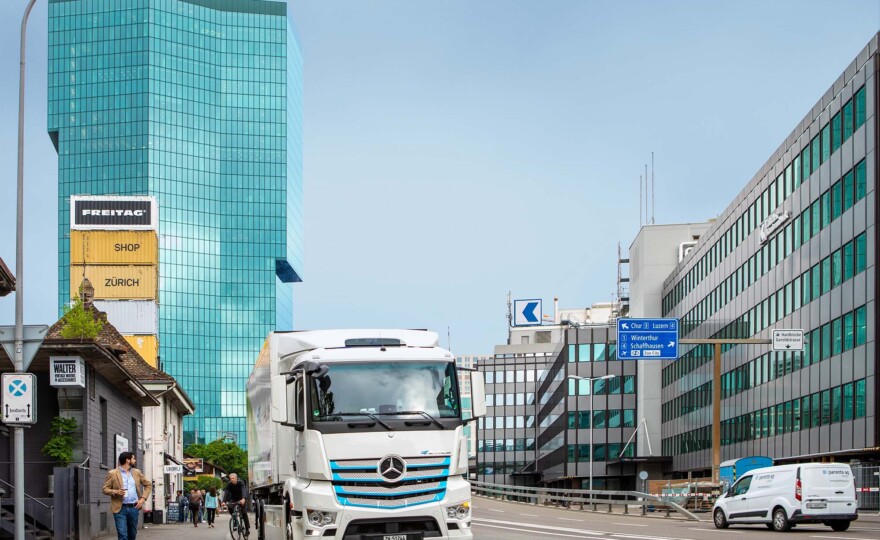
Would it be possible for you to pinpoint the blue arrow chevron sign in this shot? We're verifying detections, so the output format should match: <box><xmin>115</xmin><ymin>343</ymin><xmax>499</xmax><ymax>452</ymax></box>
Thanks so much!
<box><xmin>513</xmin><ymin>299</ymin><xmax>542</xmax><ymax>327</ymax></box>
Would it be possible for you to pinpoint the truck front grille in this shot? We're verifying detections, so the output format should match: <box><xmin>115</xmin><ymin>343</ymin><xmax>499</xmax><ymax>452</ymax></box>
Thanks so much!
<box><xmin>330</xmin><ymin>456</ymin><xmax>450</xmax><ymax>509</ymax></box>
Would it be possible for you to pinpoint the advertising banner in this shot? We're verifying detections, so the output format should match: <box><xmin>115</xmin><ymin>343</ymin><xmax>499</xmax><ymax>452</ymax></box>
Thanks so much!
<box><xmin>70</xmin><ymin>230</ymin><xmax>158</xmax><ymax>265</ymax></box>
<box><xmin>70</xmin><ymin>265</ymin><xmax>157</xmax><ymax>300</ymax></box>
<box><xmin>70</xmin><ymin>196</ymin><xmax>157</xmax><ymax>231</ymax></box>
<box><xmin>49</xmin><ymin>356</ymin><xmax>86</xmax><ymax>388</ymax></box>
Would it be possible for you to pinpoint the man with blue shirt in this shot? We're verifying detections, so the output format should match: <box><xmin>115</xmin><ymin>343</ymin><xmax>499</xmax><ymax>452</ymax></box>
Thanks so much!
<box><xmin>102</xmin><ymin>451</ymin><xmax>152</xmax><ymax>540</ymax></box>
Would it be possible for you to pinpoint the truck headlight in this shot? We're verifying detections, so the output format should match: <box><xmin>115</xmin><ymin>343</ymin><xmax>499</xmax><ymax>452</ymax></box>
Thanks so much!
<box><xmin>306</xmin><ymin>508</ymin><xmax>337</xmax><ymax>527</ymax></box>
<box><xmin>446</xmin><ymin>501</ymin><xmax>470</xmax><ymax>519</ymax></box>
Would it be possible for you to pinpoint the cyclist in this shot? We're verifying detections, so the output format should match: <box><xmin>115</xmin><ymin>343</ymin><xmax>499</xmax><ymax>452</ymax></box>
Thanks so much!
<box><xmin>222</xmin><ymin>473</ymin><xmax>250</xmax><ymax>537</ymax></box>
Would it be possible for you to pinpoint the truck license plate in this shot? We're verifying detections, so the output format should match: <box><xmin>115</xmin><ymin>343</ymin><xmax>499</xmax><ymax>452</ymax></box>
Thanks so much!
<box><xmin>806</xmin><ymin>502</ymin><xmax>827</xmax><ymax>509</ymax></box>
<box><xmin>383</xmin><ymin>536</ymin><xmax>408</xmax><ymax>540</ymax></box>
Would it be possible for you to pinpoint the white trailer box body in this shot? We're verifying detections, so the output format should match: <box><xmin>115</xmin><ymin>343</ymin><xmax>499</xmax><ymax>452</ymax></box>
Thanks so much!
<box><xmin>247</xmin><ymin>330</ymin><xmax>481</xmax><ymax>540</ymax></box>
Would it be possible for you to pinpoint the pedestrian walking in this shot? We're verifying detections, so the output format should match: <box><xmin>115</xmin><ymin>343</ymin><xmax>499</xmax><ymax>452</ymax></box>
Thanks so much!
<box><xmin>205</xmin><ymin>487</ymin><xmax>219</xmax><ymax>528</ymax></box>
<box><xmin>102</xmin><ymin>452</ymin><xmax>152</xmax><ymax>540</ymax></box>
<box><xmin>176</xmin><ymin>491</ymin><xmax>186</xmax><ymax>524</ymax></box>
<box><xmin>200</xmin><ymin>489</ymin><xmax>206</xmax><ymax>523</ymax></box>
<box><xmin>188</xmin><ymin>488</ymin><xmax>203</xmax><ymax>527</ymax></box>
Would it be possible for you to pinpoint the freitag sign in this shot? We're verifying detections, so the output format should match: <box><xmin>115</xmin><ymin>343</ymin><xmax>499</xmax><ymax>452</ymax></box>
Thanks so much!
<box><xmin>70</xmin><ymin>195</ymin><xmax>158</xmax><ymax>230</ymax></box>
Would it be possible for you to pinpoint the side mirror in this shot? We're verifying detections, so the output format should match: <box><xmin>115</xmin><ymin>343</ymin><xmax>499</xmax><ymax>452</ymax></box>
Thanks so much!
<box><xmin>470</xmin><ymin>371</ymin><xmax>487</xmax><ymax>418</ymax></box>
<box><xmin>271</xmin><ymin>375</ymin><xmax>288</xmax><ymax>423</ymax></box>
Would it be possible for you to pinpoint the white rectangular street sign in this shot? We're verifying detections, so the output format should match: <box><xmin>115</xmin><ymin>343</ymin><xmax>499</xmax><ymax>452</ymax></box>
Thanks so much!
<box><xmin>772</xmin><ymin>329</ymin><xmax>804</xmax><ymax>351</ymax></box>
<box><xmin>2</xmin><ymin>373</ymin><xmax>37</xmax><ymax>425</ymax></box>
<box><xmin>163</xmin><ymin>465</ymin><xmax>183</xmax><ymax>475</ymax></box>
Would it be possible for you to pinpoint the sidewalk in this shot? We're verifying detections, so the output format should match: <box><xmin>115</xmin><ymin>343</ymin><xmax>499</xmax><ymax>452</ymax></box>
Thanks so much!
<box><xmin>140</xmin><ymin>512</ymin><xmax>240</xmax><ymax>539</ymax></box>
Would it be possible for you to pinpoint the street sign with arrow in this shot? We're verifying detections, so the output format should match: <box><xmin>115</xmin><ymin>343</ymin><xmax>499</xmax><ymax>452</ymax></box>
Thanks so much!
<box><xmin>772</xmin><ymin>329</ymin><xmax>804</xmax><ymax>351</ymax></box>
<box><xmin>1</xmin><ymin>372</ymin><xmax>37</xmax><ymax>425</ymax></box>
<box><xmin>513</xmin><ymin>299</ymin><xmax>542</xmax><ymax>327</ymax></box>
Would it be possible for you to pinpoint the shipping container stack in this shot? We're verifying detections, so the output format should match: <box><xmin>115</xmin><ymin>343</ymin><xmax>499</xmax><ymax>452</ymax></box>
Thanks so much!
<box><xmin>69</xmin><ymin>196</ymin><xmax>160</xmax><ymax>367</ymax></box>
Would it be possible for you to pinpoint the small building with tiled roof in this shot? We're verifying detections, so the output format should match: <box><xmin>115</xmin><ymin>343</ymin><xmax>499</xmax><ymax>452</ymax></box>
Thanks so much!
<box><xmin>0</xmin><ymin>290</ymin><xmax>194</xmax><ymax>536</ymax></box>
<box><xmin>0</xmin><ymin>257</ymin><xmax>14</xmax><ymax>297</ymax></box>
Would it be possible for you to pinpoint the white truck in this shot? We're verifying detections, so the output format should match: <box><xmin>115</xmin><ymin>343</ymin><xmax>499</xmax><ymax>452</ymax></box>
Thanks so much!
<box><xmin>246</xmin><ymin>329</ymin><xmax>486</xmax><ymax>540</ymax></box>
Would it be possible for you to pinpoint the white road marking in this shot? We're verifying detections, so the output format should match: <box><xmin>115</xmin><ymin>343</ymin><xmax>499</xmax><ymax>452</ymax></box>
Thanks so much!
<box><xmin>472</xmin><ymin>518</ymin><xmax>606</xmax><ymax>536</ymax></box>
<box><xmin>559</xmin><ymin>517</ymin><xmax>585</xmax><ymax>521</ymax></box>
<box><xmin>472</xmin><ymin>517</ymin><xmax>691</xmax><ymax>540</ymax></box>
<box><xmin>689</xmin><ymin>529</ymin><xmax>741</xmax><ymax>534</ymax></box>
<box><xmin>520</xmin><ymin>513</ymin><xmax>538</xmax><ymax>517</ymax></box>
<box><xmin>488</xmin><ymin>508</ymin><xmax>506</xmax><ymax>513</ymax></box>
<box><xmin>810</xmin><ymin>536</ymin><xmax>865</xmax><ymax>540</ymax></box>
<box><xmin>475</xmin><ymin>523</ymin><xmax>609</xmax><ymax>539</ymax></box>
<box><xmin>613</xmin><ymin>523</ymin><xmax>648</xmax><ymax>527</ymax></box>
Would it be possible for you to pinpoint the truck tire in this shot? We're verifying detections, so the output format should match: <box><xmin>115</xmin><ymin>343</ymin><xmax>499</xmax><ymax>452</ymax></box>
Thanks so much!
<box><xmin>257</xmin><ymin>500</ymin><xmax>266</xmax><ymax>540</ymax></box>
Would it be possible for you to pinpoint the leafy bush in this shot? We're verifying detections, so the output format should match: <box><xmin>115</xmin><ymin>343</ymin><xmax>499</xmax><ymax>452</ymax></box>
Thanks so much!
<box><xmin>41</xmin><ymin>416</ymin><xmax>78</xmax><ymax>467</ymax></box>
<box><xmin>60</xmin><ymin>298</ymin><xmax>103</xmax><ymax>340</ymax></box>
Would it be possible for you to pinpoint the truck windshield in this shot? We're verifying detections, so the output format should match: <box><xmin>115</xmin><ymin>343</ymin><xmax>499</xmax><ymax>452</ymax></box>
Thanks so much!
<box><xmin>311</xmin><ymin>361</ymin><xmax>460</xmax><ymax>420</ymax></box>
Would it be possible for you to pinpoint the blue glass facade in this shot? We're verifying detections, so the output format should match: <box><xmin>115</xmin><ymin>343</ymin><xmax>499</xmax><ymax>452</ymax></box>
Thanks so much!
<box><xmin>49</xmin><ymin>0</ymin><xmax>303</xmax><ymax>447</ymax></box>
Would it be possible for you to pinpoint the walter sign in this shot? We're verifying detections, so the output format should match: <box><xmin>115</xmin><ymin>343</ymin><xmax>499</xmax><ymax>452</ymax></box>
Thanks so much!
<box><xmin>50</xmin><ymin>356</ymin><xmax>86</xmax><ymax>388</ymax></box>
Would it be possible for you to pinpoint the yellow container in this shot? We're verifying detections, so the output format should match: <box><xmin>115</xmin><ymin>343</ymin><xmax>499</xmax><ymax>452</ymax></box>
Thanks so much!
<box><xmin>70</xmin><ymin>265</ymin><xmax>157</xmax><ymax>300</ymax></box>
<box><xmin>70</xmin><ymin>230</ymin><xmax>158</xmax><ymax>265</ymax></box>
<box><xmin>123</xmin><ymin>335</ymin><xmax>158</xmax><ymax>367</ymax></box>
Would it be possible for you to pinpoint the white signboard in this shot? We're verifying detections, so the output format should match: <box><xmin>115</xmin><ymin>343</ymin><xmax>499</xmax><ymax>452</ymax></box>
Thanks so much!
<box><xmin>115</xmin><ymin>434</ymin><xmax>129</xmax><ymax>462</ymax></box>
<box><xmin>772</xmin><ymin>329</ymin><xmax>804</xmax><ymax>351</ymax></box>
<box><xmin>1</xmin><ymin>373</ymin><xmax>37</xmax><ymax>425</ymax></box>
<box><xmin>513</xmin><ymin>299</ymin><xmax>542</xmax><ymax>327</ymax></box>
<box><xmin>50</xmin><ymin>356</ymin><xmax>86</xmax><ymax>388</ymax></box>
<box><xmin>163</xmin><ymin>465</ymin><xmax>183</xmax><ymax>475</ymax></box>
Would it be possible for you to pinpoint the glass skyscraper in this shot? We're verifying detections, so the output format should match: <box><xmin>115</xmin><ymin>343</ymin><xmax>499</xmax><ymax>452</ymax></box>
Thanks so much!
<box><xmin>49</xmin><ymin>0</ymin><xmax>303</xmax><ymax>447</ymax></box>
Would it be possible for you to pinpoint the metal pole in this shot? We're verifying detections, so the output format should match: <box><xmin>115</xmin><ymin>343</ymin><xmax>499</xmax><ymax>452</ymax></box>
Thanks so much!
<box><xmin>589</xmin><ymin>381</ymin><xmax>593</xmax><ymax>503</ymax></box>
<box><xmin>712</xmin><ymin>342</ymin><xmax>722</xmax><ymax>484</ymax></box>
<box><xmin>14</xmin><ymin>3</ymin><xmax>38</xmax><ymax>539</ymax></box>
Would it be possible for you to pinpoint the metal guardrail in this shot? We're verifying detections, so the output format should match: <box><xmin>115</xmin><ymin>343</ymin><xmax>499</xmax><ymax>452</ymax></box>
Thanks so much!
<box><xmin>470</xmin><ymin>480</ymin><xmax>701</xmax><ymax>521</ymax></box>
<box><xmin>0</xmin><ymin>476</ymin><xmax>55</xmax><ymax>532</ymax></box>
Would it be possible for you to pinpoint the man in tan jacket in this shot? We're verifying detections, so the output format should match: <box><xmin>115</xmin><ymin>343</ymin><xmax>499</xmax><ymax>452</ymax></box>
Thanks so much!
<box><xmin>102</xmin><ymin>451</ymin><xmax>152</xmax><ymax>540</ymax></box>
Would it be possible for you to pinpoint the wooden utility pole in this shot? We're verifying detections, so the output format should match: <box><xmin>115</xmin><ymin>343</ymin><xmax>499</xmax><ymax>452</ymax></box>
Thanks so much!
<box><xmin>679</xmin><ymin>338</ymin><xmax>772</xmax><ymax>483</ymax></box>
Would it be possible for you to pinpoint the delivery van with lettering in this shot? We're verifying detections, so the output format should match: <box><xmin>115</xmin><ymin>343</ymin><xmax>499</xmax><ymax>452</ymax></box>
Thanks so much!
<box><xmin>713</xmin><ymin>463</ymin><xmax>858</xmax><ymax>532</ymax></box>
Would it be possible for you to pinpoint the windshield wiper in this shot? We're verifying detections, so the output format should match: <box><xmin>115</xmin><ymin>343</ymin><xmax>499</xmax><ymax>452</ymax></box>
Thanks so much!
<box><xmin>379</xmin><ymin>410</ymin><xmax>445</xmax><ymax>429</ymax></box>
<box><xmin>328</xmin><ymin>412</ymin><xmax>394</xmax><ymax>431</ymax></box>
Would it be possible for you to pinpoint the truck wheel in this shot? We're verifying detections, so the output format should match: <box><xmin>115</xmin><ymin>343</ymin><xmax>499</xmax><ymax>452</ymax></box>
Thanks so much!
<box><xmin>772</xmin><ymin>508</ymin><xmax>791</xmax><ymax>532</ymax></box>
<box><xmin>257</xmin><ymin>500</ymin><xmax>266</xmax><ymax>540</ymax></box>
<box><xmin>830</xmin><ymin>521</ymin><xmax>850</xmax><ymax>532</ymax></box>
<box><xmin>713</xmin><ymin>509</ymin><xmax>729</xmax><ymax>529</ymax></box>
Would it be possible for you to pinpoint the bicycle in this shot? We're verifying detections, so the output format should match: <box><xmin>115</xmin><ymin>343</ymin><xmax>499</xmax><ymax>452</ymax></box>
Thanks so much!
<box><xmin>227</xmin><ymin>503</ymin><xmax>247</xmax><ymax>540</ymax></box>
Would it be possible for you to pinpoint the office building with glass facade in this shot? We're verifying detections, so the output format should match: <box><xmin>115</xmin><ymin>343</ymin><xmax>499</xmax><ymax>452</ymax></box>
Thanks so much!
<box><xmin>660</xmin><ymin>35</ymin><xmax>877</xmax><ymax>475</ymax></box>
<box><xmin>48</xmin><ymin>0</ymin><xmax>303</xmax><ymax>447</ymax></box>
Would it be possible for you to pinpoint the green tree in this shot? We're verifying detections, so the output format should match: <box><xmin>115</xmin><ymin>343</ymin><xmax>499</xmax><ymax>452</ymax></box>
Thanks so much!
<box><xmin>185</xmin><ymin>439</ymin><xmax>248</xmax><ymax>482</ymax></box>
<box><xmin>60</xmin><ymin>298</ymin><xmax>103</xmax><ymax>340</ymax></box>
<box><xmin>41</xmin><ymin>416</ymin><xmax>78</xmax><ymax>467</ymax></box>
<box><xmin>184</xmin><ymin>476</ymin><xmax>224</xmax><ymax>493</ymax></box>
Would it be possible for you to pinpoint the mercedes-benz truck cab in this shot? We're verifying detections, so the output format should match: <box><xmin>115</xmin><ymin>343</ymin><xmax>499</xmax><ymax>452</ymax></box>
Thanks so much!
<box><xmin>713</xmin><ymin>463</ymin><xmax>858</xmax><ymax>532</ymax></box>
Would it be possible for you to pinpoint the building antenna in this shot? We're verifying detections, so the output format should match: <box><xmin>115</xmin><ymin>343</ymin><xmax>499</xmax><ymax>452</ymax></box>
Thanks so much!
<box><xmin>447</xmin><ymin>325</ymin><xmax>452</xmax><ymax>352</ymax></box>
<box><xmin>645</xmin><ymin>163</ymin><xmax>649</xmax><ymax>225</ymax></box>
<box><xmin>639</xmin><ymin>175</ymin><xmax>643</xmax><ymax>227</ymax></box>
<box><xmin>506</xmin><ymin>291</ymin><xmax>513</xmax><ymax>344</ymax></box>
<box><xmin>651</xmin><ymin>152</ymin><xmax>655</xmax><ymax>224</ymax></box>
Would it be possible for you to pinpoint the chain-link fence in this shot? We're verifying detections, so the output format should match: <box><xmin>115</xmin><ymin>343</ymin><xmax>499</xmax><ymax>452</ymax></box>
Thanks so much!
<box><xmin>852</xmin><ymin>463</ymin><xmax>879</xmax><ymax>511</ymax></box>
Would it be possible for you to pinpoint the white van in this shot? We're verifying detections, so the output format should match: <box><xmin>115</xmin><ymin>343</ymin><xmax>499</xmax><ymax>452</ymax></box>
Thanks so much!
<box><xmin>712</xmin><ymin>463</ymin><xmax>858</xmax><ymax>532</ymax></box>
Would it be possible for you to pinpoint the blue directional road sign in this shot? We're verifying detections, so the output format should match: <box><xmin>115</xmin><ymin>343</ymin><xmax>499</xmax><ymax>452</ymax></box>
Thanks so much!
<box><xmin>617</xmin><ymin>318</ymin><xmax>679</xmax><ymax>360</ymax></box>
<box><xmin>513</xmin><ymin>299</ymin><xmax>542</xmax><ymax>327</ymax></box>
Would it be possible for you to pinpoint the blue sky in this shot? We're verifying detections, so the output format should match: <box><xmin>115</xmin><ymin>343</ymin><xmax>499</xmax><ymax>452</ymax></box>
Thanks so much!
<box><xmin>0</xmin><ymin>0</ymin><xmax>878</xmax><ymax>355</ymax></box>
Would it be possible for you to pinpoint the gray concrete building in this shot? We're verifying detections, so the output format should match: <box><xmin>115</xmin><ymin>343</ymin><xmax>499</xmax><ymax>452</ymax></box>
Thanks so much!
<box><xmin>628</xmin><ymin>223</ymin><xmax>712</xmax><ymax>458</ymax></box>
<box><xmin>660</xmin><ymin>34</ymin><xmax>879</xmax><ymax>476</ymax></box>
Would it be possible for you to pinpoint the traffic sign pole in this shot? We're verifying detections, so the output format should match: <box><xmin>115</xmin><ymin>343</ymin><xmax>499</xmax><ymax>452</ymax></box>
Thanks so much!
<box><xmin>14</xmin><ymin>3</ymin><xmax>38</xmax><ymax>538</ymax></box>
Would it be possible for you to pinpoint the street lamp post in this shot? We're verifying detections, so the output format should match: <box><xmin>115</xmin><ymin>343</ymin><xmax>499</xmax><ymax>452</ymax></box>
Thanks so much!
<box><xmin>568</xmin><ymin>374</ymin><xmax>616</xmax><ymax>499</ymax></box>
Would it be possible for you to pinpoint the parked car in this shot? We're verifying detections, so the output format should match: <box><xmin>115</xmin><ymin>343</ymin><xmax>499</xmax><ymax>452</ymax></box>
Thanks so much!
<box><xmin>712</xmin><ymin>462</ymin><xmax>858</xmax><ymax>532</ymax></box>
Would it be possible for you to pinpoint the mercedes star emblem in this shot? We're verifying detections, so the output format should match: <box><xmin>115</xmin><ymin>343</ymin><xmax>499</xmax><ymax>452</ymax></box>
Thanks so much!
<box><xmin>377</xmin><ymin>455</ymin><xmax>406</xmax><ymax>483</ymax></box>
